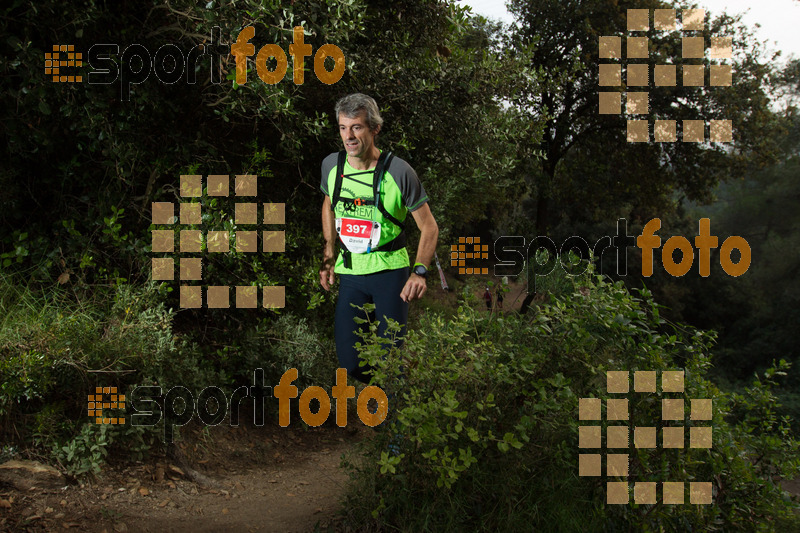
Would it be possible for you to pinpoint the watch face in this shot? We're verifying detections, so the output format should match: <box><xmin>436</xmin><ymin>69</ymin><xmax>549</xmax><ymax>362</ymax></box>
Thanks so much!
<box><xmin>414</xmin><ymin>265</ymin><xmax>427</xmax><ymax>277</ymax></box>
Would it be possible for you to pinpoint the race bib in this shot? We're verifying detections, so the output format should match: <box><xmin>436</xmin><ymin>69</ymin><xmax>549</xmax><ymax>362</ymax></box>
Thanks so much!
<box><xmin>336</xmin><ymin>217</ymin><xmax>381</xmax><ymax>253</ymax></box>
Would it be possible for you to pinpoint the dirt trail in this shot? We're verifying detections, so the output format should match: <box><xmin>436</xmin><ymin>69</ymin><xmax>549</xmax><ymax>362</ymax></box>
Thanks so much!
<box><xmin>0</xmin><ymin>423</ymin><xmax>368</xmax><ymax>533</ymax></box>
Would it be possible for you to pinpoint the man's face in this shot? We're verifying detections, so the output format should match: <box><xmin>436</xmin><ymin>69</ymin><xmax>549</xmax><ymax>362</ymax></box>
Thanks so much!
<box><xmin>338</xmin><ymin>111</ymin><xmax>377</xmax><ymax>159</ymax></box>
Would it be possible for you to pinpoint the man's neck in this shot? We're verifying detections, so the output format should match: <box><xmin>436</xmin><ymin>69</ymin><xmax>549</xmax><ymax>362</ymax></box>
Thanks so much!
<box><xmin>347</xmin><ymin>147</ymin><xmax>381</xmax><ymax>170</ymax></box>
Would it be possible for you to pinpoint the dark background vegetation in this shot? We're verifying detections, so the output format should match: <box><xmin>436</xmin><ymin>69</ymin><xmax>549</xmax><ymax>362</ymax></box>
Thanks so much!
<box><xmin>1</xmin><ymin>0</ymin><xmax>798</xmax><ymax>530</ymax></box>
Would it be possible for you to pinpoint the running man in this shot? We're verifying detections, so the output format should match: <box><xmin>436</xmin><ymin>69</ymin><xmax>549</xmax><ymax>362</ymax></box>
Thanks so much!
<box><xmin>319</xmin><ymin>93</ymin><xmax>439</xmax><ymax>383</ymax></box>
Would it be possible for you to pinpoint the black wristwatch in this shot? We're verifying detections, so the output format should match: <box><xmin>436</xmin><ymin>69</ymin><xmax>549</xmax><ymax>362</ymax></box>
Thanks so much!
<box><xmin>413</xmin><ymin>263</ymin><xmax>428</xmax><ymax>278</ymax></box>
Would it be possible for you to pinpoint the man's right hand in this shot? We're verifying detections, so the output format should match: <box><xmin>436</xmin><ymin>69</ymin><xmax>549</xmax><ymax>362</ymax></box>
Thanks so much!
<box><xmin>319</xmin><ymin>257</ymin><xmax>336</xmax><ymax>291</ymax></box>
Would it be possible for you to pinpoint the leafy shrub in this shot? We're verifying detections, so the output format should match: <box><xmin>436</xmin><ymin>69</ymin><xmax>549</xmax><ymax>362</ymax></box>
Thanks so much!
<box><xmin>342</xmin><ymin>265</ymin><xmax>800</xmax><ymax>531</ymax></box>
<box><xmin>0</xmin><ymin>275</ymin><xmax>223</xmax><ymax>473</ymax></box>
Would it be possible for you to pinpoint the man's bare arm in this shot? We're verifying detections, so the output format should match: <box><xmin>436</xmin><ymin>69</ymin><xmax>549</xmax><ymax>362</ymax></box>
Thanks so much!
<box><xmin>400</xmin><ymin>203</ymin><xmax>439</xmax><ymax>302</ymax></box>
<box><xmin>320</xmin><ymin>195</ymin><xmax>337</xmax><ymax>291</ymax></box>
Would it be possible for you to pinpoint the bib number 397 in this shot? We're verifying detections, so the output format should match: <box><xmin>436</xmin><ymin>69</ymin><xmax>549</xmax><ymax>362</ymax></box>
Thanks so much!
<box><xmin>336</xmin><ymin>217</ymin><xmax>381</xmax><ymax>253</ymax></box>
<box><xmin>342</xmin><ymin>220</ymin><xmax>371</xmax><ymax>236</ymax></box>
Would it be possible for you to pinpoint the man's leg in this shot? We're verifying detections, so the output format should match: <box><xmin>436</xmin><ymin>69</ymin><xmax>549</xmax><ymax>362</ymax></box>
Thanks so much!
<box><xmin>335</xmin><ymin>273</ymin><xmax>373</xmax><ymax>383</ymax></box>
<box><xmin>369</xmin><ymin>267</ymin><xmax>410</xmax><ymax>350</ymax></box>
<box><xmin>368</xmin><ymin>267</ymin><xmax>409</xmax><ymax>446</ymax></box>
<box><xmin>336</xmin><ymin>268</ymin><xmax>409</xmax><ymax>384</ymax></box>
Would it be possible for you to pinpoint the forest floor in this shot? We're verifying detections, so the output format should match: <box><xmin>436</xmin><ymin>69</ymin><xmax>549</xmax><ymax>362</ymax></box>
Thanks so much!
<box><xmin>0</xmin><ymin>422</ymin><xmax>371</xmax><ymax>532</ymax></box>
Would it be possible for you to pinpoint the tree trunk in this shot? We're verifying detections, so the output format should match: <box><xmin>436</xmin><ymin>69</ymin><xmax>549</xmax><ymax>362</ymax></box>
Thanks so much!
<box><xmin>535</xmin><ymin>194</ymin><xmax>549</xmax><ymax>236</ymax></box>
<box><xmin>519</xmin><ymin>292</ymin><xmax>536</xmax><ymax>315</ymax></box>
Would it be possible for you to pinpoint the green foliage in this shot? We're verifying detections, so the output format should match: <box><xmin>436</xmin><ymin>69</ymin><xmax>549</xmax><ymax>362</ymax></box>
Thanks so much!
<box><xmin>0</xmin><ymin>274</ymin><xmax>223</xmax><ymax>473</ymax></box>
<box><xmin>53</xmin><ymin>423</ymin><xmax>110</xmax><ymax>477</ymax></box>
<box><xmin>234</xmin><ymin>312</ymin><xmax>337</xmax><ymax>391</ymax></box>
<box><xmin>342</xmin><ymin>265</ymin><xmax>800</xmax><ymax>531</ymax></box>
<box><xmin>52</xmin><ymin>422</ymin><xmax>154</xmax><ymax>477</ymax></box>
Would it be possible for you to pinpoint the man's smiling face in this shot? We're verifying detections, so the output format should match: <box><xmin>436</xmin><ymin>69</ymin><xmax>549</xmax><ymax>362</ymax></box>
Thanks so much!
<box><xmin>338</xmin><ymin>111</ymin><xmax>378</xmax><ymax>160</ymax></box>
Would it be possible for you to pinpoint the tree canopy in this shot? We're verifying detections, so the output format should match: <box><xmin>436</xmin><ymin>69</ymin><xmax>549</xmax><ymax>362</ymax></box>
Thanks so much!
<box><xmin>504</xmin><ymin>0</ymin><xmax>781</xmax><ymax>234</ymax></box>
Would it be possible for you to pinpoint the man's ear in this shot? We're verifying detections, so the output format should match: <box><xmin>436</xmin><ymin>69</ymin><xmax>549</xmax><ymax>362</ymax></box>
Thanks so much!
<box><xmin>373</xmin><ymin>124</ymin><xmax>381</xmax><ymax>136</ymax></box>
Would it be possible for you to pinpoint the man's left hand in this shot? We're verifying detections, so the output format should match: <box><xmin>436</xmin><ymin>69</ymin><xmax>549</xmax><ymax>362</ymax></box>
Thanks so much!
<box><xmin>400</xmin><ymin>273</ymin><xmax>426</xmax><ymax>302</ymax></box>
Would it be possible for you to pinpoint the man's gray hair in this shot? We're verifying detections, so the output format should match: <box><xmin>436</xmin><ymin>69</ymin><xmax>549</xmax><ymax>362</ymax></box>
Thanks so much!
<box><xmin>335</xmin><ymin>93</ymin><xmax>383</xmax><ymax>131</ymax></box>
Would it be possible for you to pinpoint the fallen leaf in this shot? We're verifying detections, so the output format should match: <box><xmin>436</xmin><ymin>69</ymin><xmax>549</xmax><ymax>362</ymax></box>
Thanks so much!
<box><xmin>0</xmin><ymin>499</ymin><xmax>10</xmax><ymax>508</ymax></box>
<box><xmin>222</xmin><ymin>508</ymin><xmax>229</xmax><ymax>515</ymax></box>
<box><xmin>45</xmin><ymin>507</ymin><xmax>54</xmax><ymax>513</ymax></box>
<box><xmin>138</xmin><ymin>487</ymin><xmax>149</xmax><ymax>496</ymax></box>
<box><xmin>57</xmin><ymin>272</ymin><xmax>70</xmax><ymax>285</ymax></box>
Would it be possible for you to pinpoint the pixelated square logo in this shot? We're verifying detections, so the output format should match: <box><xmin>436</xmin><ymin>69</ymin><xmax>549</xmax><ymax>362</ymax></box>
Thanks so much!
<box><xmin>89</xmin><ymin>386</ymin><xmax>125</xmax><ymax>425</ymax></box>
<box><xmin>45</xmin><ymin>44</ymin><xmax>83</xmax><ymax>83</ymax></box>
<box><xmin>150</xmin><ymin>174</ymin><xmax>286</xmax><ymax>309</ymax></box>
<box><xmin>578</xmin><ymin>370</ymin><xmax>713</xmax><ymax>505</ymax></box>
<box><xmin>450</xmin><ymin>236</ymin><xmax>489</xmax><ymax>275</ymax></box>
<box><xmin>599</xmin><ymin>9</ymin><xmax>733</xmax><ymax>143</ymax></box>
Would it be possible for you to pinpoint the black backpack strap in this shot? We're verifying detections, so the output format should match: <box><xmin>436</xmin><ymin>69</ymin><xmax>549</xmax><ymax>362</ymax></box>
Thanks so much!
<box><xmin>331</xmin><ymin>150</ymin><xmax>346</xmax><ymax>211</ymax></box>
<box><xmin>372</xmin><ymin>151</ymin><xmax>405</xmax><ymax>230</ymax></box>
<box><xmin>372</xmin><ymin>231</ymin><xmax>406</xmax><ymax>252</ymax></box>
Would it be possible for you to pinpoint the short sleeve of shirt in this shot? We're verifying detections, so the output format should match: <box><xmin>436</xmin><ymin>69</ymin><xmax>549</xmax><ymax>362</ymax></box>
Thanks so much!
<box><xmin>386</xmin><ymin>156</ymin><xmax>428</xmax><ymax>212</ymax></box>
<box><xmin>320</xmin><ymin>152</ymin><xmax>338</xmax><ymax>196</ymax></box>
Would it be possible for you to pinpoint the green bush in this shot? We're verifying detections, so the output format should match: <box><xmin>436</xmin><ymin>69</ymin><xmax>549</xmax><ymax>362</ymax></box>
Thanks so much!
<box><xmin>342</xmin><ymin>266</ymin><xmax>800</xmax><ymax>531</ymax></box>
<box><xmin>0</xmin><ymin>275</ymin><xmax>224</xmax><ymax>473</ymax></box>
